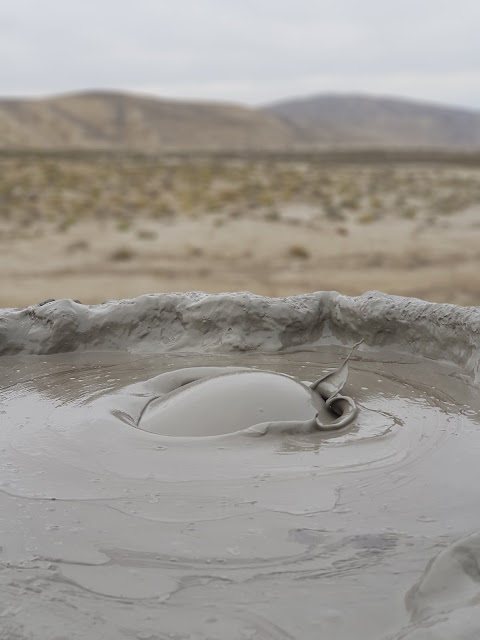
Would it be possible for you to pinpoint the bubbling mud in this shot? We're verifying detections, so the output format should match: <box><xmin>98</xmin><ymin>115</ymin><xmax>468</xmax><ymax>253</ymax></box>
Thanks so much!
<box><xmin>1</xmin><ymin>292</ymin><xmax>480</xmax><ymax>639</ymax></box>
<box><xmin>1</xmin><ymin>345</ymin><xmax>480</xmax><ymax>639</ymax></box>
<box><xmin>137</xmin><ymin>370</ymin><xmax>331</xmax><ymax>437</ymax></box>
<box><xmin>118</xmin><ymin>357</ymin><xmax>357</xmax><ymax>438</ymax></box>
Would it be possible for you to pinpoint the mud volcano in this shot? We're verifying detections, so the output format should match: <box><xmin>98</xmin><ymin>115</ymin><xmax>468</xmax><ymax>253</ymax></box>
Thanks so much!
<box><xmin>1</xmin><ymin>291</ymin><xmax>480</xmax><ymax>639</ymax></box>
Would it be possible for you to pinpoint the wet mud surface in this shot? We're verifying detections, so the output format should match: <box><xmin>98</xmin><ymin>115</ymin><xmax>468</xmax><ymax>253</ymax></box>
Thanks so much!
<box><xmin>1</xmin><ymin>345</ymin><xmax>480</xmax><ymax>639</ymax></box>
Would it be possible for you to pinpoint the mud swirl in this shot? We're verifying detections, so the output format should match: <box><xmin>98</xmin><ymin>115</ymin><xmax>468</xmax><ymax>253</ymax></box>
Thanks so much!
<box><xmin>1</xmin><ymin>294</ymin><xmax>480</xmax><ymax>639</ymax></box>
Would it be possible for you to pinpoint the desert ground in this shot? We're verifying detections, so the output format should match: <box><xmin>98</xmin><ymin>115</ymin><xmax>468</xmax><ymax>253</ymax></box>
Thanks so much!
<box><xmin>2</xmin><ymin>151</ymin><xmax>480</xmax><ymax>308</ymax></box>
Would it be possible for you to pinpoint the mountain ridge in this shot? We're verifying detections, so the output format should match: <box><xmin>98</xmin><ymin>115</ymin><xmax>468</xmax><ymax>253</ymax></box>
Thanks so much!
<box><xmin>262</xmin><ymin>93</ymin><xmax>480</xmax><ymax>148</ymax></box>
<box><xmin>0</xmin><ymin>90</ymin><xmax>298</xmax><ymax>152</ymax></box>
<box><xmin>1</xmin><ymin>89</ymin><xmax>480</xmax><ymax>151</ymax></box>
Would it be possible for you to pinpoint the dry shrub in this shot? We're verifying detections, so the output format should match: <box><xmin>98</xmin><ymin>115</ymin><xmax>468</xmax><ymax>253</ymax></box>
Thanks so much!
<box><xmin>116</xmin><ymin>219</ymin><xmax>131</xmax><ymax>232</ymax></box>
<box><xmin>402</xmin><ymin>206</ymin><xmax>417</xmax><ymax>219</ymax></box>
<box><xmin>363</xmin><ymin>252</ymin><xmax>386</xmax><ymax>268</ymax></box>
<box><xmin>358</xmin><ymin>213</ymin><xmax>375</xmax><ymax>224</ymax></box>
<box><xmin>287</xmin><ymin>244</ymin><xmax>310</xmax><ymax>259</ymax></box>
<box><xmin>264</xmin><ymin>209</ymin><xmax>280</xmax><ymax>222</ymax></box>
<box><xmin>137</xmin><ymin>228</ymin><xmax>157</xmax><ymax>240</ymax></box>
<box><xmin>110</xmin><ymin>246</ymin><xmax>135</xmax><ymax>261</ymax></box>
<box><xmin>188</xmin><ymin>245</ymin><xmax>204</xmax><ymax>257</ymax></box>
<box><xmin>66</xmin><ymin>239</ymin><xmax>89</xmax><ymax>252</ymax></box>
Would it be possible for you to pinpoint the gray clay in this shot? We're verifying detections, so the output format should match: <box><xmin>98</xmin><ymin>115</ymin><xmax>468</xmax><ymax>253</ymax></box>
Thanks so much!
<box><xmin>3</xmin><ymin>293</ymin><xmax>480</xmax><ymax>640</ymax></box>
<box><xmin>136</xmin><ymin>359</ymin><xmax>357</xmax><ymax>437</ymax></box>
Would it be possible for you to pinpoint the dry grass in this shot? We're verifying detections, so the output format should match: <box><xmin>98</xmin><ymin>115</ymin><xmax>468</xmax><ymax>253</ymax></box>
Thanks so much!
<box><xmin>287</xmin><ymin>244</ymin><xmax>310</xmax><ymax>259</ymax></box>
<box><xmin>2</xmin><ymin>152</ymin><xmax>480</xmax><ymax>308</ymax></box>
<box><xmin>109</xmin><ymin>246</ymin><xmax>136</xmax><ymax>262</ymax></box>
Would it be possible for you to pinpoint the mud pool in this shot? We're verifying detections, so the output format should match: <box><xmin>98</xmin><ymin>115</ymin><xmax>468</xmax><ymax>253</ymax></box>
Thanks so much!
<box><xmin>1</xmin><ymin>292</ymin><xmax>480</xmax><ymax>639</ymax></box>
<box><xmin>0</xmin><ymin>340</ymin><xmax>479</xmax><ymax>639</ymax></box>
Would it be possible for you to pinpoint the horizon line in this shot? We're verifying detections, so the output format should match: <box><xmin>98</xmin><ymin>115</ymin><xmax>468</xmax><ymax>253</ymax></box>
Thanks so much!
<box><xmin>0</xmin><ymin>87</ymin><xmax>479</xmax><ymax>114</ymax></box>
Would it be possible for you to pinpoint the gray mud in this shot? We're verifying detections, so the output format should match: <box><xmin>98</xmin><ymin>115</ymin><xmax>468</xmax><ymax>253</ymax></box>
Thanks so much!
<box><xmin>1</xmin><ymin>292</ymin><xmax>480</xmax><ymax>639</ymax></box>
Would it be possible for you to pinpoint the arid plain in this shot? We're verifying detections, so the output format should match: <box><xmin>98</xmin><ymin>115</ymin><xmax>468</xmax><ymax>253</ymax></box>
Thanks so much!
<box><xmin>2</xmin><ymin>150</ymin><xmax>480</xmax><ymax>309</ymax></box>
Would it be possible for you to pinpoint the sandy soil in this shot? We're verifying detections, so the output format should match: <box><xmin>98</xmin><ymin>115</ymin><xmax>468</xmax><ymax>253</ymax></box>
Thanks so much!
<box><xmin>2</xmin><ymin>155</ymin><xmax>480</xmax><ymax>308</ymax></box>
<box><xmin>2</xmin><ymin>212</ymin><xmax>480</xmax><ymax>309</ymax></box>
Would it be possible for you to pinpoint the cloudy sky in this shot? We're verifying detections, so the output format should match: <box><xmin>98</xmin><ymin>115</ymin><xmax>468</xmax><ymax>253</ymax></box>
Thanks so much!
<box><xmin>1</xmin><ymin>0</ymin><xmax>480</xmax><ymax>109</ymax></box>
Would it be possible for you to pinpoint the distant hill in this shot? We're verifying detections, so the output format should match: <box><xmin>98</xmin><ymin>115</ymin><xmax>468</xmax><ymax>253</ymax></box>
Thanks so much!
<box><xmin>1</xmin><ymin>90</ymin><xmax>480</xmax><ymax>151</ymax></box>
<box><xmin>0</xmin><ymin>90</ymin><xmax>298</xmax><ymax>152</ymax></box>
<box><xmin>262</xmin><ymin>94</ymin><xmax>480</xmax><ymax>149</ymax></box>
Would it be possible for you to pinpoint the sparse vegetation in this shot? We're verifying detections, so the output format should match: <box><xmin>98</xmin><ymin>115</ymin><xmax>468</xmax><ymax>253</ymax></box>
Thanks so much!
<box><xmin>1</xmin><ymin>154</ymin><xmax>480</xmax><ymax>234</ymax></box>
<box><xmin>2</xmin><ymin>150</ymin><xmax>480</xmax><ymax>307</ymax></box>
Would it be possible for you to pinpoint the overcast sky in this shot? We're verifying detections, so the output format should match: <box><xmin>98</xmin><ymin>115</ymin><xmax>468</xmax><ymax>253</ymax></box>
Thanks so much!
<box><xmin>1</xmin><ymin>0</ymin><xmax>480</xmax><ymax>109</ymax></box>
